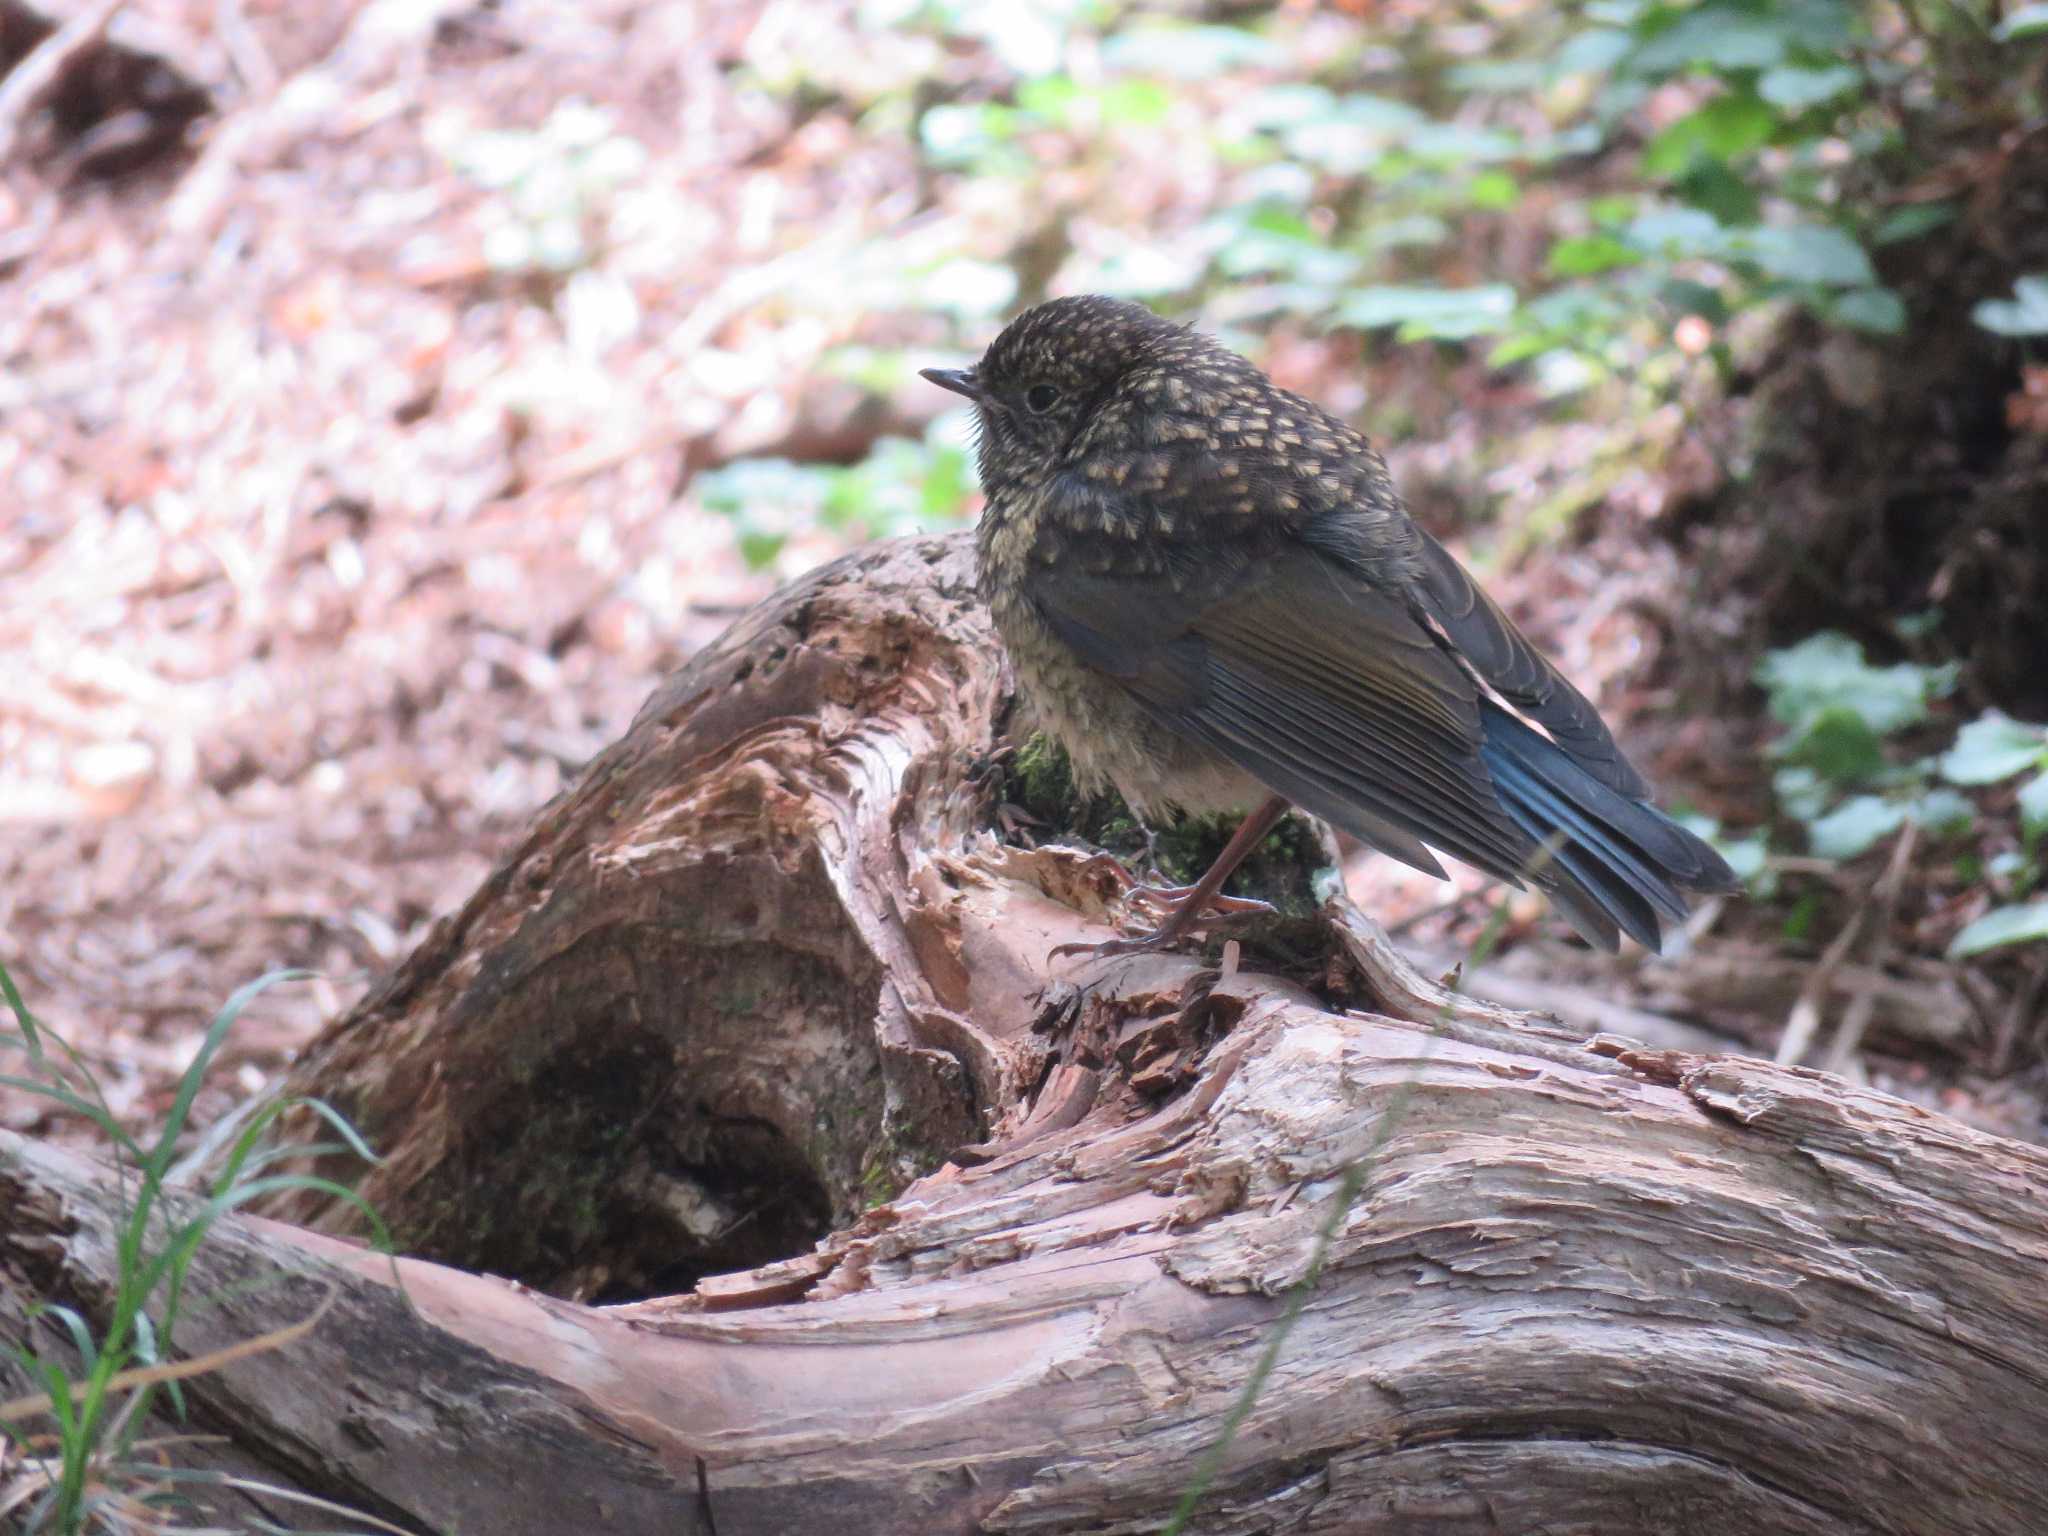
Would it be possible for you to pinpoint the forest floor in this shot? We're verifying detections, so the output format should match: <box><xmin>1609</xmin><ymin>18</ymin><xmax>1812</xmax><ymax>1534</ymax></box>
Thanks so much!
<box><xmin>3</xmin><ymin>0</ymin><xmax>2038</xmax><ymax>1147</ymax></box>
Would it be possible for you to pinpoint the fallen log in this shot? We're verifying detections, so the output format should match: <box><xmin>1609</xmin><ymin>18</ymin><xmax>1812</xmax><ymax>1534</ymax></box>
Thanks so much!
<box><xmin>5</xmin><ymin>531</ymin><xmax>2045</xmax><ymax>1534</ymax></box>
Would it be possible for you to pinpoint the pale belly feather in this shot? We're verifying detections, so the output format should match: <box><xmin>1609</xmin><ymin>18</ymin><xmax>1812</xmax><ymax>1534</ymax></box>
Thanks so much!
<box><xmin>989</xmin><ymin>586</ymin><xmax>1266</xmax><ymax>822</ymax></box>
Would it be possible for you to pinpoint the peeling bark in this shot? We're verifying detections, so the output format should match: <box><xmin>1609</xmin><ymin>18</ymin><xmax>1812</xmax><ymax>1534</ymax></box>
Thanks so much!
<box><xmin>6</xmin><ymin>531</ymin><xmax>2047</xmax><ymax>1535</ymax></box>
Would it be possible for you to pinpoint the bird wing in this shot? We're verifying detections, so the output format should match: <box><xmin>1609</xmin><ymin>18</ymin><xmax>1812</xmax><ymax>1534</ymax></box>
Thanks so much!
<box><xmin>1406</xmin><ymin>532</ymin><xmax>1649</xmax><ymax>798</ymax></box>
<box><xmin>1025</xmin><ymin>541</ymin><xmax>1541</xmax><ymax>887</ymax></box>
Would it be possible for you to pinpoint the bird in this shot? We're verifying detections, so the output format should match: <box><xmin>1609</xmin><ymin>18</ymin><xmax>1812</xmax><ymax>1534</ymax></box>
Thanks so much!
<box><xmin>920</xmin><ymin>295</ymin><xmax>1738</xmax><ymax>956</ymax></box>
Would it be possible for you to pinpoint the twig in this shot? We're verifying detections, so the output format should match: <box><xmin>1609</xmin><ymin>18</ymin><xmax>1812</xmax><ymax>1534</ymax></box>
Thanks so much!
<box><xmin>1776</xmin><ymin>890</ymin><xmax>1872</xmax><ymax>1068</ymax></box>
<box><xmin>1382</xmin><ymin>889</ymin><xmax>1478</xmax><ymax>937</ymax></box>
<box><xmin>1818</xmin><ymin>822</ymin><xmax>1919</xmax><ymax>1077</ymax></box>
<box><xmin>215</xmin><ymin>0</ymin><xmax>277</xmax><ymax>97</ymax></box>
<box><xmin>1992</xmin><ymin>946</ymin><xmax>2048</xmax><ymax>1076</ymax></box>
<box><xmin>0</xmin><ymin>0</ymin><xmax>125</xmax><ymax>167</ymax></box>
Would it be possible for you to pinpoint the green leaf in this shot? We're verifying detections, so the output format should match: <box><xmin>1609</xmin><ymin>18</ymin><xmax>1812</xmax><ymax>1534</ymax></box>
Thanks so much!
<box><xmin>1101</xmin><ymin>23</ymin><xmax>1281</xmax><ymax>80</ymax></box>
<box><xmin>1547</xmin><ymin>233</ymin><xmax>1642</xmax><ymax>277</ymax></box>
<box><xmin>1758</xmin><ymin>64</ymin><xmax>1862</xmax><ymax>109</ymax></box>
<box><xmin>1940</xmin><ymin>714</ymin><xmax>2048</xmax><ymax>784</ymax></box>
<box><xmin>1467</xmin><ymin>169</ymin><xmax>1521</xmax><ymax>210</ymax></box>
<box><xmin>1740</xmin><ymin>223</ymin><xmax>1877</xmax><ymax>287</ymax></box>
<box><xmin>1910</xmin><ymin>787</ymin><xmax>1976</xmax><ymax>839</ymax></box>
<box><xmin>2019</xmin><ymin>771</ymin><xmax>2048</xmax><ymax>838</ymax></box>
<box><xmin>1237</xmin><ymin>83</ymin><xmax>1340</xmax><ymax>132</ymax></box>
<box><xmin>1485</xmin><ymin>333</ymin><xmax>1555</xmax><ymax>368</ymax></box>
<box><xmin>1360</xmin><ymin>214</ymin><xmax>1452</xmax><ymax>253</ymax></box>
<box><xmin>1772</xmin><ymin>765</ymin><xmax>1830</xmax><ymax>823</ymax></box>
<box><xmin>736</xmin><ymin>531</ymin><xmax>786</xmax><ymax>570</ymax></box>
<box><xmin>1283</xmin><ymin>94</ymin><xmax>1425</xmax><ymax>175</ymax></box>
<box><xmin>693</xmin><ymin>458</ymin><xmax>828</xmax><ymax>518</ymax></box>
<box><xmin>1630</xmin><ymin>13</ymin><xmax>1791</xmax><ymax>74</ymax></box>
<box><xmin>1447</xmin><ymin>58</ymin><xmax>1549</xmax><ymax>91</ymax></box>
<box><xmin>1994</xmin><ymin>4</ymin><xmax>2048</xmax><ymax>41</ymax></box>
<box><xmin>1658</xmin><ymin>277</ymin><xmax>1729</xmax><ymax>322</ymax></box>
<box><xmin>1642</xmin><ymin>92</ymin><xmax>1777</xmax><ymax>177</ymax></box>
<box><xmin>1973</xmin><ymin>275</ymin><xmax>2048</xmax><ymax>337</ymax></box>
<box><xmin>1830</xmin><ymin>287</ymin><xmax>1906</xmax><ymax>334</ymax></box>
<box><xmin>1873</xmin><ymin>204</ymin><xmax>1955</xmax><ymax>245</ymax></box>
<box><xmin>1948</xmin><ymin>900</ymin><xmax>2048</xmax><ymax>958</ymax></box>
<box><xmin>1405</xmin><ymin>122</ymin><xmax>1520</xmax><ymax>165</ymax></box>
<box><xmin>1793</xmin><ymin>708</ymin><xmax>1887</xmax><ymax>782</ymax></box>
<box><xmin>1552</xmin><ymin>26</ymin><xmax>1632</xmax><ymax>78</ymax></box>
<box><xmin>1626</xmin><ymin>206</ymin><xmax>1727</xmax><ymax>259</ymax></box>
<box><xmin>1720</xmin><ymin>833</ymin><xmax>1770</xmax><ymax>883</ymax></box>
<box><xmin>1808</xmin><ymin>795</ymin><xmax>1905</xmax><ymax>859</ymax></box>
<box><xmin>918</xmin><ymin>103</ymin><xmax>1013</xmax><ymax>167</ymax></box>
<box><xmin>1336</xmin><ymin>285</ymin><xmax>1518</xmax><ymax>341</ymax></box>
<box><xmin>1756</xmin><ymin>633</ymin><xmax>1954</xmax><ymax>742</ymax></box>
<box><xmin>1892</xmin><ymin>608</ymin><xmax>1944</xmax><ymax>641</ymax></box>
<box><xmin>1675</xmin><ymin>157</ymin><xmax>1760</xmax><ymax>226</ymax></box>
<box><xmin>1097</xmin><ymin>79</ymin><xmax>1174</xmax><ymax>128</ymax></box>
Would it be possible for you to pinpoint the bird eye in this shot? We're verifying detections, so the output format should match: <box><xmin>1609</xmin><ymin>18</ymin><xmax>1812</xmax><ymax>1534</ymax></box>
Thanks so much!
<box><xmin>1025</xmin><ymin>384</ymin><xmax>1061</xmax><ymax>413</ymax></box>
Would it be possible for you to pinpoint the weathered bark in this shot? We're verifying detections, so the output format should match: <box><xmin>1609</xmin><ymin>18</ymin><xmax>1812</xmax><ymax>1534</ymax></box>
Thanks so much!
<box><xmin>6</xmin><ymin>531</ymin><xmax>2048</xmax><ymax>1535</ymax></box>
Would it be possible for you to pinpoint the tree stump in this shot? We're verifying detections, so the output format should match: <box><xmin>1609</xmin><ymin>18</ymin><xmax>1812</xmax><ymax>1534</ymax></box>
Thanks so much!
<box><xmin>5</xmin><ymin>531</ymin><xmax>2047</xmax><ymax>1535</ymax></box>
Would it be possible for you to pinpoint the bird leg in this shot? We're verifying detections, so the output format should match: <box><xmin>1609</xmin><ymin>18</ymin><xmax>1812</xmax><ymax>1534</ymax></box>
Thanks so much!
<box><xmin>1106</xmin><ymin>819</ymin><xmax>1270</xmax><ymax>918</ymax></box>
<box><xmin>1054</xmin><ymin>796</ymin><xmax>1292</xmax><ymax>959</ymax></box>
<box><xmin>1123</xmin><ymin>878</ymin><xmax>1273</xmax><ymax>919</ymax></box>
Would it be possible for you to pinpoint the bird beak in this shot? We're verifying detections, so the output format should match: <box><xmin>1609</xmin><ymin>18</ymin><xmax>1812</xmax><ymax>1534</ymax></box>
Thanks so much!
<box><xmin>919</xmin><ymin>366</ymin><xmax>983</xmax><ymax>403</ymax></box>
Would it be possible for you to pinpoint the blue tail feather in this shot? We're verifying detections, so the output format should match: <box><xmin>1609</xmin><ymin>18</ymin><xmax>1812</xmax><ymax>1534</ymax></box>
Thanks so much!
<box><xmin>1478</xmin><ymin>703</ymin><xmax>1737</xmax><ymax>953</ymax></box>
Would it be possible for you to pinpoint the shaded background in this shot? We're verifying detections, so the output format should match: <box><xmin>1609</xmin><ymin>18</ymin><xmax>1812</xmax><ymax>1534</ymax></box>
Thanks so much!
<box><xmin>3</xmin><ymin>0</ymin><xmax>2046</xmax><ymax>1141</ymax></box>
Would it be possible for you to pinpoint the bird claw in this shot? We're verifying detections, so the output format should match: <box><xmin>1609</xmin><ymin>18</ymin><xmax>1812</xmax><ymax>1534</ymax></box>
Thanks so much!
<box><xmin>1125</xmin><ymin>882</ymin><xmax>1274</xmax><ymax>921</ymax></box>
<box><xmin>1048</xmin><ymin>883</ymin><xmax>1275</xmax><ymax>961</ymax></box>
<box><xmin>1049</xmin><ymin>930</ymin><xmax>1179</xmax><ymax>961</ymax></box>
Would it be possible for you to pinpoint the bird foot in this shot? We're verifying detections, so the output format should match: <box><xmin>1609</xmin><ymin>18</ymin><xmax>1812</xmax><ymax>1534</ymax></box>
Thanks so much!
<box><xmin>1124</xmin><ymin>881</ymin><xmax>1274</xmax><ymax>921</ymax></box>
<box><xmin>1048</xmin><ymin>883</ymin><xmax>1275</xmax><ymax>961</ymax></box>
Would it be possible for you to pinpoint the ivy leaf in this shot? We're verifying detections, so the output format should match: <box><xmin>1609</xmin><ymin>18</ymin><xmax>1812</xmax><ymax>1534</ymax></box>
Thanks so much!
<box><xmin>1909</xmin><ymin>787</ymin><xmax>1976</xmax><ymax>840</ymax></box>
<box><xmin>1467</xmin><ymin>170</ymin><xmax>1521</xmax><ymax>210</ymax></box>
<box><xmin>1874</xmin><ymin>204</ymin><xmax>1955</xmax><ymax>245</ymax></box>
<box><xmin>1793</xmin><ymin>709</ymin><xmax>1887</xmax><ymax>782</ymax></box>
<box><xmin>1552</xmin><ymin>26</ymin><xmax>1632</xmax><ymax>78</ymax></box>
<box><xmin>1406</xmin><ymin>123</ymin><xmax>1520</xmax><ymax>165</ymax></box>
<box><xmin>1974</xmin><ymin>275</ymin><xmax>2048</xmax><ymax>337</ymax></box>
<box><xmin>1755</xmin><ymin>633</ymin><xmax>1955</xmax><ymax>741</ymax></box>
<box><xmin>1283</xmin><ymin>93</ymin><xmax>1425</xmax><ymax>174</ymax></box>
<box><xmin>1101</xmin><ymin>23</ymin><xmax>1281</xmax><ymax>80</ymax></box>
<box><xmin>2019</xmin><ymin>771</ymin><xmax>2048</xmax><ymax>839</ymax></box>
<box><xmin>1772</xmin><ymin>765</ymin><xmax>1830</xmax><ymax>824</ymax></box>
<box><xmin>1807</xmin><ymin>795</ymin><xmax>1905</xmax><ymax>859</ymax></box>
<box><xmin>736</xmin><ymin>530</ymin><xmax>787</xmax><ymax>570</ymax></box>
<box><xmin>1740</xmin><ymin>223</ymin><xmax>1877</xmax><ymax>287</ymax></box>
<box><xmin>1630</xmin><ymin>13</ymin><xmax>1791</xmax><ymax>74</ymax></box>
<box><xmin>1643</xmin><ymin>92</ymin><xmax>1777</xmax><ymax>177</ymax></box>
<box><xmin>1994</xmin><ymin>4</ymin><xmax>2048</xmax><ymax>41</ymax></box>
<box><xmin>1939</xmin><ymin>714</ymin><xmax>2048</xmax><ymax>785</ymax></box>
<box><xmin>1336</xmin><ymin>285</ymin><xmax>1517</xmax><ymax>340</ymax></box>
<box><xmin>1758</xmin><ymin>64</ymin><xmax>1861</xmax><ymax>110</ymax></box>
<box><xmin>1626</xmin><ymin>206</ymin><xmax>1727</xmax><ymax>259</ymax></box>
<box><xmin>1830</xmin><ymin>287</ymin><xmax>1906</xmax><ymax>335</ymax></box>
<box><xmin>1948</xmin><ymin>900</ymin><xmax>2048</xmax><ymax>958</ymax></box>
<box><xmin>1548</xmin><ymin>233</ymin><xmax>1642</xmax><ymax>276</ymax></box>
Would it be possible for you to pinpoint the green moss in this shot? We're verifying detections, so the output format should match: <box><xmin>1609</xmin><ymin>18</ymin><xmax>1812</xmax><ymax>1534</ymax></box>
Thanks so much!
<box><xmin>858</xmin><ymin>1136</ymin><xmax>907</xmax><ymax>1208</ymax></box>
<box><xmin>1001</xmin><ymin>733</ymin><xmax>1330</xmax><ymax>920</ymax></box>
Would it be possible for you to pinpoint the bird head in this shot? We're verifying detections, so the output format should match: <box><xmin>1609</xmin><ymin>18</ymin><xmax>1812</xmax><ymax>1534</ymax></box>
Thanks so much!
<box><xmin>921</xmin><ymin>295</ymin><xmax>1196</xmax><ymax>492</ymax></box>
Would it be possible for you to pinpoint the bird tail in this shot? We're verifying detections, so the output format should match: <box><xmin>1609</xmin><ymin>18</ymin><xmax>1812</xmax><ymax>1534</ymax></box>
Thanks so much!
<box><xmin>1477</xmin><ymin>703</ymin><xmax>1739</xmax><ymax>953</ymax></box>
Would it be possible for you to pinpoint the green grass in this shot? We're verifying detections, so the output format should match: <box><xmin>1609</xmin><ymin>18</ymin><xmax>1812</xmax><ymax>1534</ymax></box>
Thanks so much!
<box><xmin>0</xmin><ymin>961</ymin><xmax>389</xmax><ymax>1534</ymax></box>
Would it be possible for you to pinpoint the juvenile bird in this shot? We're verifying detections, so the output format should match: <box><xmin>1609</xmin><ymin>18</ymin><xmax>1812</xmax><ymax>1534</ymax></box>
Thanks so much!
<box><xmin>922</xmin><ymin>296</ymin><xmax>1737</xmax><ymax>955</ymax></box>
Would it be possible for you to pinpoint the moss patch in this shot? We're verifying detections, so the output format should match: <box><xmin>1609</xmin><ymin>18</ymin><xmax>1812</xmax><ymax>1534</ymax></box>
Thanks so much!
<box><xmin>1003</xmin><ymin>733</ymin><xmax>1330</xmax><ymax>921</ymax></box>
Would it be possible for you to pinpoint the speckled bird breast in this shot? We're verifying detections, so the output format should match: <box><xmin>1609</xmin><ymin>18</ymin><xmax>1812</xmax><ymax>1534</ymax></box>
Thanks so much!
<box><xmin>978</xmin><ymin>510</ymin><xmax>1263</xmax><ymax>823</ymax></box>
